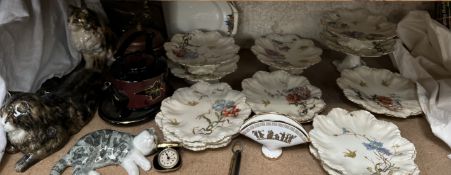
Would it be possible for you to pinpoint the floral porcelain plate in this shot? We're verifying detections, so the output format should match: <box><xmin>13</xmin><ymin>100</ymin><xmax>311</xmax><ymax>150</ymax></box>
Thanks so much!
<box><xmin>251</xmin><ymin>34</ymin><xmax>322</xmax><ymax>74</ymax></box>
<box><xmin>309</xmin><ymin>108</ymin><xmax>419</xmax><ymax>175</ymax></box>
<box><xmin>320</xmin><ymin>31</ymin><xmax>395</xmax><ymax>57</ymax></box>
<box><xmin>167</xmin><ymin>57</ymin><xmax>238</xmax><ymax>82</ymax></box>
<box><xmin>240</xmin><ymin>113</ymin><xmax>310</xmax><ymax>159</ymax></box>
<box><xmin>242</xmin><ymin>70</ymin><xmax>326</xmax><ymax>123</ymax></box>
<box><xmin>159</xmin><ymin>81</ymin><xmax>251</xmax><ymax>150</ymax></box>
<box><xmin>336</xmin><ymin>66</ymin><xmax>422</xmax><ymax>118</ymax></box>
<box><xmin>162</xmin><ymin>2</ymin><xmax>238</xmax><ymax>37</ymax></box>
<box><xmin>164</xmin><ymin>30</ymin><xmax>239</xmax><ymax>69</ymax></box>
<box><xmin>156</xmin><ymin>112</ymin><xmax>233</xmax><ymax>151</ymax></box>
<box><xmin>322</xmin><ymin>8</ymin><xmax>397</xmax><ymax>41</ymax></box>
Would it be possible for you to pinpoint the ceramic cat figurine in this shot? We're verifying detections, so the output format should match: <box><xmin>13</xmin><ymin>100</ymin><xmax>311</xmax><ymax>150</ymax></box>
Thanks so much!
<box><xmin>68</xmin><ymin>0</ymin><xmax>113</xmax><ymax>70</ymax></box>
<box><xmin>50</xmin><ymin>129</ymin><xmax>158</xmax><ymax>175</ymax></box>
<box><xmin>0</xmin><ymin>67</ymin><xmax>105</xmax><ymax>172</ymax></box>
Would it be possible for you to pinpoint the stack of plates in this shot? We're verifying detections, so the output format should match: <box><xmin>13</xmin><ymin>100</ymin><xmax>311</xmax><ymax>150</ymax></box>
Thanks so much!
<box><xmin>320</xmin><ymin>8</ymin><xmax>397</xmax><ymax>57</ymax></box>
<box><xmin>164</xmin><ymin>30</ymin><xmax>240</xmax><ymax>83</ymax></box>
<box><xmin>309</xmin><ymin>108</ymin><xmax>419</xmax><ymax>175</ymax></box>
<box><xmin>156</xmin><ymin>81</ymin><xmax>251</xmax><ymax>151</ymax></box>
<box><xmin>251</xmin><ymin>34</ymin><xmax>323</xmax><ymax>74</ymax></box>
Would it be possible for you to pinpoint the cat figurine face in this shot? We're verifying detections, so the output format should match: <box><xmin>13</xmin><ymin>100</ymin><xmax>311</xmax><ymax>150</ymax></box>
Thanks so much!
<box><xmin>50</xmin><ymin>129</ymin><xmax>158</xmax><ymax>175</ymax></box>
<box><xmin>133</xmin><ymin>129</ymin><xmax>158</xmax><ymax>155</ymax></box>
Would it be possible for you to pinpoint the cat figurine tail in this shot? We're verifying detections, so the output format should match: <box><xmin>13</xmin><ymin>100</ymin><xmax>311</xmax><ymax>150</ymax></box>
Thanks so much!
<box><xmin>50</xmin><ymin>128</ymin><xmax>158</xmax><ymax>175</ymax></box>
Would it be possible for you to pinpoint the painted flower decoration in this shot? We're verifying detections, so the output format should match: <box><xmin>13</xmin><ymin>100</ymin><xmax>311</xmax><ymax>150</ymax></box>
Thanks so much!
<box><xmin>285</xmin><ymin>86</ymin><xmax>311</xmax><ymax>105</ymax></box>
<box><xmin>363</xmin><ymin>139</ymin><xmax>392</xmax><ymax>156</ymax></box>
<box><xmin>212</xmin><ymin>99</ymin><xmax>240</xmax><ymax>117</ymax></box>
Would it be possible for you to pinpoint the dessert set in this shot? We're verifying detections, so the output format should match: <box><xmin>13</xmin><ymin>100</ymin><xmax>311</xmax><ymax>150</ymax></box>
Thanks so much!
<box><xmin>320</xmin><ymin>8</ymin><xmax>398</xmax><ymax>71</ymax></box>
<box><xmin>155</xmin><ymin>7</ymin><xmax>423</xmax><ymax>174</ymax></box>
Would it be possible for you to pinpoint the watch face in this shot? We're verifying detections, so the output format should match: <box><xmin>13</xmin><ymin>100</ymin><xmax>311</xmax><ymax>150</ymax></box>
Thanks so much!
<box><xmin>158</xmin><ymin>147</ymin><xmax>179</xmax><ymax>169</ymax></box>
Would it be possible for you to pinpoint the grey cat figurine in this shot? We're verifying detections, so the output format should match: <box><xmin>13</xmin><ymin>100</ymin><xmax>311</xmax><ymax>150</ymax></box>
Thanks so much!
<box><xmin>50</xmin><ymin>129</ymin><xmax>158</xmax><ymax>175</ymax></box>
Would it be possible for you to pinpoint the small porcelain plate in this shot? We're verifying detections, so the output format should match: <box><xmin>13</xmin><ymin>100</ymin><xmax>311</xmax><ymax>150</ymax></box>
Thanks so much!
<box><xmin>240</xmin><ymin>113</ymin><xmax>309</xmax><ymax>159</ymax></box>
<box><xmin>164</xmin><ymin>30</ymin><xmax>240</xmax><ymax>71</ymax></box>
<box><xmin>167</xmin><ymin>57</ymin><xmax>238</xmax><ymax>83</ymax></box>
<box><xmin>162</xmin><ymin>2</ymin><xmax>238</xmax><ymax>37</ymax></box>
<box><xmin>322</xmin><ymin>8</ymin><xmax>397</xmax><ymax>41</ymax></box>
<box><xmin>320</xmin><ymin>31</ymin><xmax>395</xmax><ymax>57</ymax></box>
<box><xmin>156</xmin><ymin>112</ymin><xmax>232</xmax><ymax>151</ymax></box>
<box><xmin>337</xmin><ymin>66</ymin><xmax>422</xmax><ymax>118</ymax></box>
<box><xmin>158</xmin><ymin>81</ymin><xmax>251</xmax><ymax>151</ymax></box>
<box><xmin>242</xmin><ymin>70</ymin><xmax>326</xmax><ymax>123</ymax></box>
<box><xmin>251</xmin><ymin>34</ymin><xmax>322</xmax><ymax>74</ymax></box>
<box><xmin>309</xmin><ymin>108</ymin><xmax>419</xmax><ymax>175</ymax></box>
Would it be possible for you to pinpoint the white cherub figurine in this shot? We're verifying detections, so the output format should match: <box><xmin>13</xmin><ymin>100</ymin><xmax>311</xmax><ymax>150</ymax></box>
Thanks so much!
<box><xmin>50</xmin><ymin>129</ymin><xmax>158</xmax><ymax>175</ymax></box>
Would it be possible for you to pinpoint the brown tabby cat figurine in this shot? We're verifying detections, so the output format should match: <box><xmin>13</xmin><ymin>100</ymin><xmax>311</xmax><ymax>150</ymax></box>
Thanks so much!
<box><xmin>0</xmin><ymin>1</ymin><xmax>109</xmax><ymax>172</ymax></box>
<box><xmin>68</xmin><ymin>0</ymin><xmax>113</xmax><ymax>71</ymax></box>
<box><xmin>0</xmin><ymin>66</ymin><xmax>105</xmax><ymax>172</ymax></box>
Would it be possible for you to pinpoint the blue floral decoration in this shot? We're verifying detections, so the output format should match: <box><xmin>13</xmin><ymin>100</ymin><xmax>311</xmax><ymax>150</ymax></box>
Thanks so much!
<box><xmin>363</xmin><ymin>140</ymin><xmax>392</xmax><ymax>156</ymax></box>
<box><xmin>212</xmin><ymin>100</ymin><xmax>235</xmax><ymax>111</ymax></box>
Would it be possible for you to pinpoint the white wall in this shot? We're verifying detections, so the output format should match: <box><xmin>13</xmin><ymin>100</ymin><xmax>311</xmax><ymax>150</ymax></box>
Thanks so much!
<box><xmin>234</xmin><ymin>1</ymin><xmax>433</xmax><ymax>48</ymax></box>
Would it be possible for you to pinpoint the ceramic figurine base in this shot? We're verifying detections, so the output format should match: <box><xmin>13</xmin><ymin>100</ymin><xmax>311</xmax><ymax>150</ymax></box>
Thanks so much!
<box><xmin>262</xmin><ymin>146</ymin><xmax>283</xmax><ymax>159</ymax></box>
<box><xmin>333</xmin><ymin>53</ymin><xmax>364</xmax><ymax>72</ymax></box>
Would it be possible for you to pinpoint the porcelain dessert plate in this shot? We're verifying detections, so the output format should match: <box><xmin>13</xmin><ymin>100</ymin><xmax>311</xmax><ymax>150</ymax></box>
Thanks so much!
<box><xmin>251</xmin><ymin>34</ymin><xmax>322</xmax><ymax>74</ymax></box>
<box><xmin>158</xmin><ymin>81</ymin><xmax>251</xmax><ymax>151</ymax></box>
<box><xmin>156</xmin><ymin>112</ymin><xmax>233</xmax><ymax>151</ymax></box>
<box><xmin>167</xmin><ymin>58</ymin><xmax>238</xmax><ymax>83</ymax></box>
<box><xmin>162</xmin><ymin>2</ymin><xmax>238</xmax><ymax>37</ymax></box>
<box><xmin>320</xmin><ymin>31</ymin><xmax>395</xmax><ymax>57</ymax></box>
<box><xmin>240</xmin><ymin>113</ymin><xmax>309</xmax><ymax>159</ymax></box>
<box><xmin>337</xmin><ymin>66</ymin><xmax>422</xmax><ymax>118</ymax></box>
<box><xmin>164</xmin><ymin>30</ymin><xmax>239</xmax><ymax>68</ymax></box>
<box><xmin>242</xmin><ymin>70</ymin><xmax>326</xmax><ymax>123</ymax></box>
<box><xmin>322</xmin><ymin>8</ymin><xmax>397</xmax><ymax>41</ymax></box>
<box><xmin>309</xmin><ymin>108</ymin><xmax>419</xmax><ymax>175</ymax></box>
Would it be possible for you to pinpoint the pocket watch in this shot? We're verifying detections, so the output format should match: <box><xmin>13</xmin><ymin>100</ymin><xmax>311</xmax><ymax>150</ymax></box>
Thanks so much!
<box><xmin>153</xmin><ymin>142</ymin><xmax>182</xmax><ymax>172</ymax></box>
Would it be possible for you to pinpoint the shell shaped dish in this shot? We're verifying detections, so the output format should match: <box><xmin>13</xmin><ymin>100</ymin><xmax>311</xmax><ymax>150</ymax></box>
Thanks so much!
<box><xmin>242</xmin><ymin>70</ymin><xmax>326</xmax><ymax>123</ymax></box>
<box><xmin>309</xmin><ymin>108</ymin><xmax>419</xmax><ymax>175</ymax></box>
<box><xmin>337</xmin><ymin>66</ymin><xmax>422</xmax><ymax>118</ymax></box>
<box><xmin>155</xmin><ymin>112</ymin><xmax>232</xmax><ymax>151</ymax></box>
<box><xmin>164</xmin><ymin>30</ymin><xmax>240</xmax><ymax>67</ymax></box>
<box><xmin>251</xmin><ymin>34</ymin><xmax>322</xmax><ymax>74</ymax></box>
<box><xmin>168</xmin><ymin>58</ymin><xmax>238</xmax><ymax>82</ymax></box>
<box><xmin>320</xmin><ymin>31</ymin><xmax>395</xmax><ymax>57</ymax></box>
<box><xmin>322</xmin><ymin>8</ymin><xmax>397</xmax><ymax>41</ymax></box>
<box><xmin>240</xmin><ymin>113</ymin><xmax>309</xmax><ymax>159</ymax></box>
<box><xmin>159</xmin><ymin>81</ymin><xmax>251</xmax><ymax>150</ymax></box>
